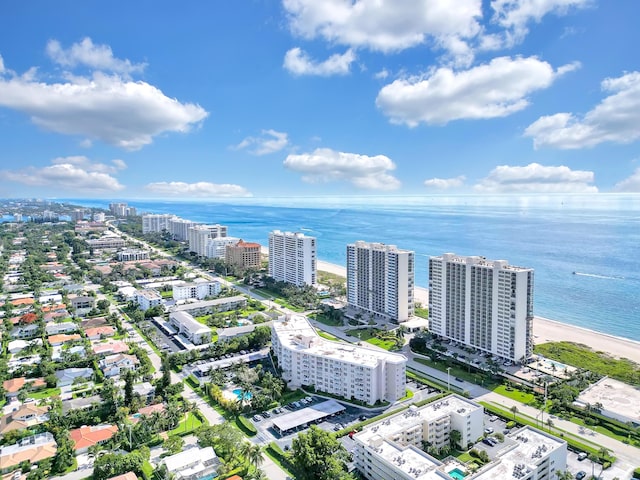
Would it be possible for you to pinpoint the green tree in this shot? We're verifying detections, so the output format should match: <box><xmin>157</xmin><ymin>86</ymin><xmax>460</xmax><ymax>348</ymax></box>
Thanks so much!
<box><xmin>123</xmin><ymin>369</ymin><xmax>136</xmax><ymax>408</ymax></box>
<box><xmin>555</xmin><ymin>471</ymin><xmax>574</xmax><ymax>480</ymax></box>
<box><xmin>449</xmin><ymin>429</ymin><xmax>462</xmax><ymax>449</ymax></box>
<box><xmin>164</xmin><ymin>435</ymin><xmax>184</xmax><ymax>455</ymax></box>
<box><xmin>510</xmin><ymin>405</ymin><xmax>518</xmax><ymax>421</ymax></box>
<box><xmin>240</xmin><ymin>442</ymin><xmax>264</xmax><ymax>469</ymax></box>
<box><xmin>291</xmin><ymin>425</ymin><xmax>353</xmax><ymax>480</ymax></box>
<box><xmin>51</xmin><ymin>430</ymin><xmax>75</xmax><ymax>473</ymax></box>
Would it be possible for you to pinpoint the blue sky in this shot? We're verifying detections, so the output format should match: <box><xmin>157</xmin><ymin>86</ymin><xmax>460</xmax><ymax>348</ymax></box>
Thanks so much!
<box><xmin>0</xmin><ymin>0</ymin><xmax>639</xmax><ymax>199</ymax></box>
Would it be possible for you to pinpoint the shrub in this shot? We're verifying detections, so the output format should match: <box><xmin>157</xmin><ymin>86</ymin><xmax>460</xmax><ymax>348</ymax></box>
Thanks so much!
<box><xmin>236</xmin><ymin>415</ymin><xmax>257</xmax><ymax>436</ymax></box>
<box><xmin>633</xmin><ymin>467</ymin><xmax>640</xmax><ymax>479</ymax></box>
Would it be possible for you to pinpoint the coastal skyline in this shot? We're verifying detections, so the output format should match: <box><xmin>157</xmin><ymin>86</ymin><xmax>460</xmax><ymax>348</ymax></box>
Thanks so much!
<box><xmin>1</xmin><ymin>1</ymin><xmax>639</xmax><ymax>198</ymax></box>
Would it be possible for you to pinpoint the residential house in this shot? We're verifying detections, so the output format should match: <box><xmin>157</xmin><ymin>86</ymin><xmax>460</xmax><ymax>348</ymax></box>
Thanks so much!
<box><xmin>55</xmin><ymin>367</ymin><xmax>93</xmax><ymax>387</ymax></box>
<box><xmin>132</xmin><ymin>382</ymin><xmax>156</xmax><ymax>404</ymax></box>
<box><xmin>85</xmin><ymin>325</ymin><xmax>116</xmax><ymax>340</ymax></box>
<box><xmin>161</xmin><ymin>446</ymin><xmax>220</xmax><ymax>480</ymax></box>
<box><xmin>92</xmin><ymin>340</ymin><xmax>129</xmax><ymax>357</ymax></box>
<box><xmin>0</xmin><ymin>433</ymin><xmax>57</xmax><ymax>472</ymax></box>
<box><xmin>8</xmin><ymin>338</ymin><xmax>42</xmax><ymax>354</ymax></box>
<box><xmin>52</xmin><ymin>345</ymin><xmax>86</xmax><ymax>362</ymax></box>
<box><xmin>69</xmin><ymin>295</ymin><xmax>96</xmax><ymax>312</ymax></box>
<box><xmin>2</xmin><ymin>377</ymin><xmax>46</xmax><ymax>400</ymax></box>
<box><xmin>0</xmin><ymin>403</ymin><xmax>50</xmax><ymax>435</ymax></box>
<box><xmin>107</xmin><ymin>473</ymin><xmax>137</xmax><ymax>480</ymax></box>
<box><xmin>10</xmin><ymin>323</ymin><xmax>39</xmax><ymax>339</ymax></box>
<box><xmin>81</xmin><ymin>316</ymin><xmax>108</xmax><ymax>329</ymax></box>
<box><xmin>69</xmin><ymin>424</ymin><xmax>118</xmax><ymax>453</ymax></box>
<box><xmin>100</xmin><ymin>354</ymin><xmax>139</xmax><ymax>378</ymax></box>
<box><xmin>45</xmin><ymin>322</ymin><xmax>78</xmax><ymax>336</ymax></box>
<box><xmin>48</xmin><ymin>333</ymin><xmax>82</xmax><ymax>347</ymax></box>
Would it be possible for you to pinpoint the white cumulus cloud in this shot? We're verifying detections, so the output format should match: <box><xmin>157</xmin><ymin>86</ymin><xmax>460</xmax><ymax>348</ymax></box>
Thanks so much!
<box><xmin>232</xmin><ymin>129</ymin><xmax>289</xmax><ymax>155</ymax></box>
<box><xmin>283</xmin><ymin>48</ymin><xmax>356</xmax><ymax>76</ymax></box>
<box><xmin>284</xmin><ymin>147</ymin><xmax>401</xmax><ymax>190</ymax></box>
<box><xmin>376</xmin><ymin>56</ymin><xmax>578</xmax><ymax>127</ymax></box>
<box><xmin>474</xmin><ymin>163</ymin><xmax>597</xmax><ymax>193</ymax></box>
<box><xmin>1</xmin><ymin>157</ymin><xmax>125</xmax><ymax>193</ymax></box>
<box><xmin>46</xmin><ymin>38</ymin><xmax>147</xmax><ymax>74</ymax></box>
<box><xmin>283</xmin><ymin>0</ymin><xmax>482</xmax><ymax>61</ymax></box>
<box><xmin>145</xmin><ymin>181</ymin><xmax>252</xmax><ymax>198</ymax></box>
<box><xmin>613</xmin><ymin>168</ymin><xmax>640</xmax><ymax>193</ymax></box>
<box><xmin>490</xmin><ymin>0</ymin><xmax>591</xmax><ymax>47</ymax></box>
<box><xmin>0</xmin><ymin>43</ymin><xmax>208</xmax><ymax>150</ymax></box>
<box><xmin>524</xmin><ymin>71</ymin><xmax>640</xmax><ymax>149</ymax></box>
<box><xmin>424</xmin><ymin>176</ymin><xmax>466</xmax><ymax>189</ymax></box>
<box><xmin>50</xmin><ymin>155</ymin><xmax>127</xmax><ymax>174</ymax></box>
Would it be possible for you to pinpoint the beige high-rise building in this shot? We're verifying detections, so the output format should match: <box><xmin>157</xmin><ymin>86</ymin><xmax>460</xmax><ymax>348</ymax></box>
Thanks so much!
<box><xmin>225</xmin><ymin>240</ymin><xmax>261</xmax><ymax>269</ymax></box>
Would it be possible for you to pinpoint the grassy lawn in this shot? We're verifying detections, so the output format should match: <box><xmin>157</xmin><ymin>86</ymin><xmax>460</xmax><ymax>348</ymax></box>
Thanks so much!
<box><xmin>567</xmin><ymin>415</ymin><xmax>629</xmax><ymax>443</ymax></box>
<box><xmin>142</xmin><ymin>460</ymin><xmax>153</xmax><ymax>479</ymax></box>
<box><xmin>317</xmin><ymin>270</ymin><xmax>346</xmax><ymax>282</ymax></box>
<box><xmin>311</xmin><ymin>312</ymin><xmax>343</xmax><ymax>327</ymax></box>
<box><xmin>413</xmin><ymin>357</ymin><xmax>501</xmax><ymax>389</ymax></box>
<box><xmin>345</xmin><ymin>328</ymin><xmax>378</xmax><ymax>340</ymax></box>
<box><xmin>398</xmin><ymin>389</ymin><xmax>414</xmax><ymax>401</ymax></box>
<box><xmin>62</xmin><ymin>457</ymin><xmax>78</xmax><ymax>474</ymax></box>
<box><xmin>280</xmin><ymin>389</ymin><xmax>307</xmax><ymax>404</ymax></box>
<box><xmin>457</xmin><ymin>451</ymin><xmax>474</xmax><ymax>463</ymax></box>
<box><xmin>492</xmin><ymin>384</ymin><xmax>535</xmax><ymax>404</ymax></box>
<box><xmin>534</xmin><ymin>341</ymin><xmax>640</xmax><ymax>385</ymax></box>
<box><xmin>415</xmin><ymin>306</ymin><xmax>429</xmax><ymax>319</ymax></box>
<box><xmin>366</xmin><ymin>337</ymin><xmax>396</xmax><ymax>350</ymax></box>
<box><xmin>168</xmin><ymin>412</ymin><xmax>204</xmax><ymax>436</ymax></box>
<box><xmin>317</xmin><ymin>330</ymin><xmax>340</xmax><ymax>342</ymax></box>
<box><xmin>29</xmin><ymin>387</ymin><xmax>61</xmax><ymax>399</ymax></box>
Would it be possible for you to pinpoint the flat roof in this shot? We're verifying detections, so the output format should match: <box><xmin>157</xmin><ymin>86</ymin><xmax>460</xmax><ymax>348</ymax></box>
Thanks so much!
<box><xmin>576</xmin><ymin>376</ymin><xmax>640</xmax><ymax>424</ymax></box>
<box><xmin>273</xmin><ymin>315</ymin><xmax>406</xmax><ymax>368</ymax></box>
<box><xmin>173</xmin><ymin>295</ymin><xmax>247</xmax><ymax>312</ymax></box>
<box><xmin>170</xmin><ymin>311</ymin><xmax>211</xmax><ymax>335</ymax></box>
<box><xmin>471</xmin><ymin>427</ymin><xmax>566</xmax><ymax>480</ymax></box>
<box><xmin>272</xmin><ymin>399</ymin><xmax>345</xmax><ymax>432</ymax></box>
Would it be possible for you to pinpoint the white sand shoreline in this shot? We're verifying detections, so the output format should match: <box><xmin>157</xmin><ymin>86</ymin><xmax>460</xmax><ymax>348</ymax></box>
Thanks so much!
<box><xmin>267</xmin><ymin>253</ymin><xmax>640</xmax><ymax>365</ymax></box>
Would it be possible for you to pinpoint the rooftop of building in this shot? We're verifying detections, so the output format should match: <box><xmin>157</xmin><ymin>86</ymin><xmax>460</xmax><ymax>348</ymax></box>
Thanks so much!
<box><xmin>575</xmin><ymin>376</ymin><xmax>640</xmax><ymax>424</ymax></box>
<box><xmin>431</xmin><ymin>253</ymin><xmax>532</xmax><ymax>272</ymax></box>
<box><xmin>348</xmin><ymin>240</ymin><xmax>413</xmax><ymax>253</ymax></box>
<box><xmin>470</xmin><ymin>427</ymin><xmax>566</xmax><ymax>480</ymax></box>
<box><xmin>173</xmin><ymin>295</ymin><xmax>247</xmax><ymax>311</ymax></box>
<box><xmin>273</xmin><ymin>314</ymin><xmax>406</xmax><ymax>367</ymax></box>
<box><xmin>355</xmin><ymin>395</ymin><xmax>482</xmax><ymax>445</ymax></box>
<box><xmin>170</xmin><ymin>311</ymin><xmax>212</xmax><ymax>335</ymax></box>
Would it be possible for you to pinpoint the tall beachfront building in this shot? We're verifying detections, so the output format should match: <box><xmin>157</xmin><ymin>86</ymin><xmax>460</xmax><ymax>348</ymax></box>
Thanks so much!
<box><xmin>268</xmin><ymin>231</ymin><xmax>317</xmax><ymax>287</ymax></box>
<box><xmin>187</xmin><ymin>224</ymin><xmax>228</xmax><ymax>257</ymax></box>
<box><xmin>347</xmin><ymin>241</ymin><xmax>414</xmax><ymax>323</ymax></box>
<box><xmin>142</xmin><ymin>214</ymin><xmax>177</xmax><ymax>234</ymax></box>
<box><xmin>271</xmin><ymin>315</ymin><xmax>406</xmax><ymax>404</ymax></box>
<box><xmin>428</xmin><ymin>253</ymin><xmax>534</xmax><ymax>362</ymax></box>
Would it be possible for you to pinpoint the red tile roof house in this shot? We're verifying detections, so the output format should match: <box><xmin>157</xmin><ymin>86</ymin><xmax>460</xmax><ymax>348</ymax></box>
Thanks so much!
<box><xmin>107</xmin><ymin>473</ymin><xmax>137</xmax><ymax>480</ymax></box>
<box><xmin>2</xmin><ymin>377</ymin><xmax>46</xmax><ymax>399</ymax></box>
<box><xmin>48</xmin><ymin>333</ymin><xmax>82</xmax><ymax>347</ymax></box>
<box><xmin>69</xmin><ymin>424</ymin><xmax>118</xmax><ymax>453</ymax></box>
<box><xmin>85</xmin><ymin>326</ymin><xmax>116</xmax><ymax>341</ymax></box>
<box><xmin>92</xmin><ymin>340</ymin><xmax>129</xmax><ymax>356</ymax></box>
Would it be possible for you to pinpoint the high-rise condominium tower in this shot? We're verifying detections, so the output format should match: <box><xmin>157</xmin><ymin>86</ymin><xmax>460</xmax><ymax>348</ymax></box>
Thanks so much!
<box><xmin>268</xmin><ymin>231</ymin><xmax>317</xmax><ymax>287</ymax></box>
<box><xmin>347</xmin><ymin>241</ymin><xmax>414</xmax><ymax>323</ymax></box>
<box><xmin>428</xmin><ymin>253</ymin><xmax>534</xmax><ymax>362</ymax></box>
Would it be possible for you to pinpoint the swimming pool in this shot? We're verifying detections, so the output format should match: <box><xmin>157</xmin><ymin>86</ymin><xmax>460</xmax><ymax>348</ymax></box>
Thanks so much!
<box><xmin>449</xmin><ymin>468</ymin><xmax>466</xmax><ymax>480</ymax></box>
<box><xmin>232</xmin><ymin>388</ymin><xmax>253</xmax><ymax>400</ymax></box>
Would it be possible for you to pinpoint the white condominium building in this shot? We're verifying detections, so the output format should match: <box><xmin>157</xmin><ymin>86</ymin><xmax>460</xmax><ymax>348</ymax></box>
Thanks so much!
<box><xmin>188</xmin><ymin>224</ymin><xmax>228</xmax><ymax>256</ymax></box>
<box><xmin>271</xmin><ymin>315</ymin><xmax>407</xmax><ymax>405</ymax></box>
<box><xmin>428</xmin><ymin>253</ymin><xmax>534</xmax><ymax>362</ymax></box>
<box><xmin>142</xmin><ymin>214</ymin><xmax>177</xmax><ymax>234</ymax></box>
<box><xmin>172</xmin><ymin>281</ymin><xmax>221</xmax><ymax>301</ymax></box>
<box><xmin>117</xmin><ymin>249</ymin><xmax>150</xmax><ymax>262</ymax></box>
<box><xmin>347</xmin><ymin>241</ymin><xmax>415</xmax><ymax>323</ymax></box>
<box><xmin>354</xmin><ymin>403</ymin><xmax>565</xmax><ymax>480</ymax></box>
<box><xmin>168</xmin><ymin>218</ymin><xmax>201</xmax><ymax>241</ymax></box>
<box><xmin>268</xmin><ymin>230</ymin><xmax>317</xmax><ymax>287</ymax></box>
<box><xmin>136</xmin><ymin>289</ymin><xmax>162</xmax><ymax>311</ymax></box>
<box><xmin>205</xmin><ymin>236</ymin><xmax>240</xmax><ymax>259</ymax></box>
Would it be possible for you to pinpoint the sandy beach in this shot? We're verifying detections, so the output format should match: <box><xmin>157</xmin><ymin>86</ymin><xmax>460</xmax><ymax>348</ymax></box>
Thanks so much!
<box><xmin>315</xmin><ymin>259</ymin><xmax>640</xmax><ymax>365</ymax></box>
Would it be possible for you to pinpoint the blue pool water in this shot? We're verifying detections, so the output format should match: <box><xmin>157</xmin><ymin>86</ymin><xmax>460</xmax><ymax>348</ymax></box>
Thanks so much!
<box><xmin>233</xmin><ymin>388</ymin><xmax>253</xmax><ymax>400</ymax></box>
<box><xmin>449</xmin><ymin>468</ymin><xmax>466</xmax><ymax>479</ymax></box>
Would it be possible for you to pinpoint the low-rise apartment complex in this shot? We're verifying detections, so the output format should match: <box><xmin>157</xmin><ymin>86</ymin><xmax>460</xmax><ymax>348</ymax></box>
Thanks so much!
<box><xmin>271</xmin><ymin>315</ymin><xmax>407</xmax><ymax>404</ymax></box>
<box><xmin>172</xmin><ymin>281</ymin><xmax>221</xmax><ymax>301</ymax></box>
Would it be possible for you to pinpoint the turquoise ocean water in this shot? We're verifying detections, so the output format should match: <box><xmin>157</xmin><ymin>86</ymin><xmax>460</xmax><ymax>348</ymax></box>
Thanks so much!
<box><xmin>61</xmin><ymin>195</ymin><xmax>640</xmax><ymax>341</ymax></box>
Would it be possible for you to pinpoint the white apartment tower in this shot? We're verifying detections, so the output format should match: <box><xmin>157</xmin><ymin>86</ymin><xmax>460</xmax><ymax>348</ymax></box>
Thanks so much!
<box><xmin>271</xmin><ymin>315</ymin><xmax>407</xmax><ymax>404</ymax></box>
<box><xmin>142</xmin><ymin>214</ymin><xmax>177</xmax><ymax>234</ymax></box>
<box><xmin>428</xmin><ymin>253</ymin><xmax>534</xmax><ymax>362</ymax></box>
<box><xmin>187</xmin><ymin>224</ymin><xmax>228</xmax><ymax>257</ymax></box>
<box><xmin>347</xmin><ymin>241</ymin><xmax>414</xmax><ymax>323</ymax></box>
<box><xmin>168</xmin><ymin>218</ymin><xmax>201</xmax><ymax>241</ymax></box>
<box><xmin>268</xmin><ymin>231</ymin><xmax>317</xmax><ymax>287</ymax></box>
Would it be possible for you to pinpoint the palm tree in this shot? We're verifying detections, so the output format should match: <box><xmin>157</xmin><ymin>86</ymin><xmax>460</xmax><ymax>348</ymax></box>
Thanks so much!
<box><xmin>449</xmin><ymin>429</ymin><xmax>462</xmax><ymax>449</ymax></box>
<box><xmin>241</xmin><ymin>442</ymin><xmax>264</xmax><ymax>469</ymax></box>
<box><xmin>546</xmin><ymin>418</ymin><xmax>554</xmax><ymax>433</ymax></box>
<box><xmin>510</xmin><ymin>405</ymin><xmax>518</xmax><ymax>421</ymax></box>
<box><xmin>597</xmin><ymin>447</ymin><xmax>611</xmax><ymax>477</ymax></box>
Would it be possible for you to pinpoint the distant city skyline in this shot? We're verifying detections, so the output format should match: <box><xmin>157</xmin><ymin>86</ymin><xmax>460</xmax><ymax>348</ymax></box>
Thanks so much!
<box><xmin>0</xmin><ymin>1</ymin><xmax>639</xmax><ymax>198</ymax></box>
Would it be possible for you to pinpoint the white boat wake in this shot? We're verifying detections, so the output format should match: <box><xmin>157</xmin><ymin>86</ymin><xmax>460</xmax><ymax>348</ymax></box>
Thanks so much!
<box><xmin>573</xmin><ymin>272</ymin><xmax>624</xmax><ymax>280</ymax></box>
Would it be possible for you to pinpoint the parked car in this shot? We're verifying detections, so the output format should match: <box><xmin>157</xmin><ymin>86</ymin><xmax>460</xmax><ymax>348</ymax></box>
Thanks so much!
<box><xmin>577</xmin><ymin>452</ymin><xmax>588</xmax><ymax>461</ymax></box>
<box><xmin>263</xmin><ymin>411</ymin><xmax>271</xmax><ymax>418</ymax></box>
<box><xmin>484</xmin><ymin>427</ymin><xmax>494</xmax><ymax>435</ymax></box>
<box><xmin>252</xmin><ymin>415</ymin><xmax>263</xmax><ymax>422</ymax></box>
<box><xmin>575</xmin><ymin>472</ymin><xmax>586</xmax><ymax>480</ymax></box>
<box><xmin>359</xmin><ymin>415</ymin><xmax>367</xmax><ymax>421</ymax></box>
